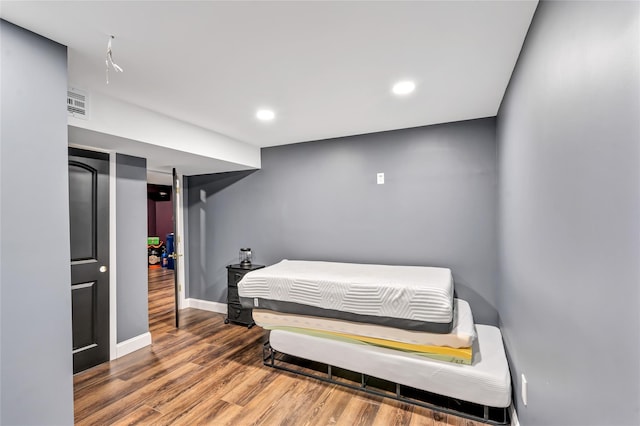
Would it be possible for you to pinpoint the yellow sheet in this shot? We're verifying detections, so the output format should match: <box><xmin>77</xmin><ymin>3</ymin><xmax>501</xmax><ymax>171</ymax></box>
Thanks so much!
<box><xmin>266</xmin><ymin>326</ymin><xmax>473</xmax><ymax>364</ymax></box>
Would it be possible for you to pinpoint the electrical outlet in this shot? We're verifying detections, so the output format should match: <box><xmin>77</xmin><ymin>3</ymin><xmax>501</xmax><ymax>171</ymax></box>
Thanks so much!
<box><xmin>521</xmin><ymin>373</ymin><xmax>528</xmax><ymax>406</ymax></box>
<box><xmin>377</xmin><ymin>172</ymin><xmax>385</xmax><ymax>184</ymax></box>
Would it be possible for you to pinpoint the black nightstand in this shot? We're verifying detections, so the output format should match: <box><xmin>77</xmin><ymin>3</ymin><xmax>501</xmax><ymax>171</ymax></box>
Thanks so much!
<box><xmin>225</xmin><ymin>264</ymin><xmax>265</xmax><ymax>328</ymax></box>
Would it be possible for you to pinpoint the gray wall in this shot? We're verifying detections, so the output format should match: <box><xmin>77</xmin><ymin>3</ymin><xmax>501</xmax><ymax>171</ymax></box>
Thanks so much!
<box><xmin>0</xmin><ymin>20</ymin><xmax>74</xmax><ymax>425</ymax></box>
<box><xmin>116</xmin><ymin>154</ymin><xmax>150</xmax><ymax>342</ymax></box>
<box><xmin>186</xmin><ymin>118</ymin><xmax>499</xmax><ymax>325</ymax></box>
<box><xmin>497</xmin><ymin>1</ymin><xmax>639</xmax><ymax>425</ymax></box>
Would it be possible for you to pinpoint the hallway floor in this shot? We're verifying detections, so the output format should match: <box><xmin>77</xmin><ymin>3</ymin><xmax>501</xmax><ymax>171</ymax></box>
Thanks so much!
<box><xmin>148</xmin><ymin>267</ymin><xmax>176</xmax><ymax>338</ymax></box>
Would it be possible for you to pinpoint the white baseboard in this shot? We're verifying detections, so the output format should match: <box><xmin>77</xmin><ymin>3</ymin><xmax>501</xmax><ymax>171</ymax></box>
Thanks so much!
<box><xmin>185</xmin><ymin>298</ymin><xmax>226</xmax><ymax>314</ymax></box>
<box><xmin>116</xmin><ymin>332</ymin><xmax>152</xmax><ymax>358</ymax></box>
<box><xmin>510</xmin><ymin>404</ymin><xmax>520</xmax><ymax>426</ymax></box>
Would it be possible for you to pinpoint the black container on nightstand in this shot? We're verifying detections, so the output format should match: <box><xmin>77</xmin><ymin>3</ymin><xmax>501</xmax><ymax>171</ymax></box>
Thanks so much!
<box><xmin>225</xmin><ymin>263</ymin><xmax>265</xmax><ymax>328</ymax></box>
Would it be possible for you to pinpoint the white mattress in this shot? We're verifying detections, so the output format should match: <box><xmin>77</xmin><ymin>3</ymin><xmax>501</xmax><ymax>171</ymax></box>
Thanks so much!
<box><xmin>253</xmin><ymin>299</ymin><xmax>475</xmax><ymax>348</ymax></box>
<box><xmin>239</xmin><ymin>260</ymin><xmax>454</xmax><ymax>324</ymax></box>
<box><xmin>269</xmin><ymin>324</ymin><xmax>511</xmax><ymax>408</ymax></box>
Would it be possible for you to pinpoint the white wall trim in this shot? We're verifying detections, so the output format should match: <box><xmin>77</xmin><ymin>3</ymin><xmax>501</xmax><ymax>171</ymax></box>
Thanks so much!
<box><xmin>116</xmin><ymin>332</ymin><xmax>152</xmax><ymax>358</ymax></box>
<box><xmin>68</xmin><ymin>142</ymin><xmax>111</xmax><ymax>154</ymax></box>
<box><xmin>185</xmin><ymin>298</ymin><xmax>226</xmax><ymax>314</ymax></box>
<box><xmin>109</xmin><ymin>152</ymin><xmax>117</xmax><ymax>360</ymax></box>
<box><xmin>510</xmin><ymin>404</ymin><xmax>520</xmax><ymax>426</ymax></box>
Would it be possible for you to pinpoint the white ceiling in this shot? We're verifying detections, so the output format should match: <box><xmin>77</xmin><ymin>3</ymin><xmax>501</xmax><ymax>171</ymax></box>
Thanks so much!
<box><xmin>1</xmin><ymin>1</ymin><xmax>537</xmax><ymax>148</ymax></box>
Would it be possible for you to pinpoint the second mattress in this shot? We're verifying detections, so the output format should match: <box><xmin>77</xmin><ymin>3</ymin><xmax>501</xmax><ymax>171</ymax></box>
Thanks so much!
<box><xmin>252</xmin><ymin>299</ymin><xmax>475</xmax><ymax>349</ymax></box>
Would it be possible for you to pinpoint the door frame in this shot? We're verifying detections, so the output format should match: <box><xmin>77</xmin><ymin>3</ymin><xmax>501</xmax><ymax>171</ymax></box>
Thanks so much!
<box><xmin>175</xmin><ymin>173</ymin><xmax>187</xmax><ymax>310</ymax></box>
<box><xmin>70</xmin><ymin>144</ymin><xmax>189</xmax><ymax>360</ymax></box>
<box><xmin>69</xmin><ymin>143</ymin><xmax>117</xmax><ymax>361</ymax></box>
<box><xmin>109</xmin><ymin>152</ymin><xmax>117</xmax><ymax>360</ymax></box>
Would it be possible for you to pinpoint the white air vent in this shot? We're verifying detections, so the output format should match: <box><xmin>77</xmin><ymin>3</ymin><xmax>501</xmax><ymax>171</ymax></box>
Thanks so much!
<box><xmin>67</xmin><ymin>87</ymin><xmax>89</xmax><ymax>120</ymax></box>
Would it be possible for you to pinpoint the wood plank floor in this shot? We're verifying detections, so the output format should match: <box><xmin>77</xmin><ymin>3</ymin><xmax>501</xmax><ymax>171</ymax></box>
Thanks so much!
<box><xmin>73</xmin><ymin>268</ymin><xmax>483</xmax><ymax>425</ymax></box>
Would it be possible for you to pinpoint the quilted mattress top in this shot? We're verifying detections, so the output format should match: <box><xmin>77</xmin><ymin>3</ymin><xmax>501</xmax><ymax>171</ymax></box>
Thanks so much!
<box><xmin>238</xmin><ymin>260</ymin><xmax>454</xmax><ymax>324</ymax></box>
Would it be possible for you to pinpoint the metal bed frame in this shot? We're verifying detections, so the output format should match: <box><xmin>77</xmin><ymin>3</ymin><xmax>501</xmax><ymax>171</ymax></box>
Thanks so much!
<box><xmin>263</xmin><ymin>341</ymin><xmax>509</xmax><ymax>425</ymax></box>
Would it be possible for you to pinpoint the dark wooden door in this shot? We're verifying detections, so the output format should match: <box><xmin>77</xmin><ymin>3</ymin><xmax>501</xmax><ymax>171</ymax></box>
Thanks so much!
<box><xmin>171</xmin><ymin>168</ymin><xmax>180</xmax><ymax>328</ymax></box>
<box><xmin>69</xmin><ymin>148</ymin><xmax>110</xmax><ymax>373</ymax></box>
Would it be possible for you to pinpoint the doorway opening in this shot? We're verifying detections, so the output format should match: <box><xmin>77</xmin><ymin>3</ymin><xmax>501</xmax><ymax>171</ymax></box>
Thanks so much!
<box><xmin>148</xmin><ymin>268</ymin><xmax>175</xmax><ymax>337</ymax></box>
<box><xmin>147</xmin><ymin>183</ymin><xmax>175</xmax><ymax>338</ymax></box>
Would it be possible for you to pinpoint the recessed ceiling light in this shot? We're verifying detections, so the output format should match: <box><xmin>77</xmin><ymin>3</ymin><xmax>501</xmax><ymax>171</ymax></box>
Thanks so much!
<box><xmin>256</xmin><ymin>109</ymin><xmax>275</xmax><ymax>121</ymax></box>
<box><xmin>392</xmin><ymin>80</ymin><xmax>416</xmax><ymax>96</ymax></box>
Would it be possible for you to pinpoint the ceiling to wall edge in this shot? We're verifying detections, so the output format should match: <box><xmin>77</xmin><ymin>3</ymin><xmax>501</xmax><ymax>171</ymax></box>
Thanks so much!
<box><xmin>67</xmin><ymin>125</ymin><xmax>257</xmax><ymax>180</ymax></box>
<box><xmin>0</xmin><ymin>1</ymin><xmax>540</xmax><ymax>148</ymax></box>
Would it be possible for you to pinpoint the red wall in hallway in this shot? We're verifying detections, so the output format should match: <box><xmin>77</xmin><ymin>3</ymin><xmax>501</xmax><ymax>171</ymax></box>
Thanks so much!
<box><xmin>147</xmin><ymin>184</ymin><xmax>173</xmax><ymax>243</ymax></box>
<box><xmin>155</xmin><ymin>201</ymin><xmax>173</xmax><ymax>243</ymax></box>
<box><xmin>147</xmin><ymin>198</ymin><xmax>157</xmax><ymax>236</ymax></box>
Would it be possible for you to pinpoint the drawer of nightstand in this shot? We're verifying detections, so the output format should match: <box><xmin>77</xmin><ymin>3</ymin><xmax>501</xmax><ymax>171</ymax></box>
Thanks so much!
<box><xmin>227</xmin><ymin>285</ymin><xmax>240</xmax><ymax>304</ymax></box>
<box><xmin>227</xmin><ymin>303</ymin><xmax>252</xmax><ymax>324</ymax></box>
<box><xmin>228</xmin><ymin>271</ymin><xmax>245</xmax><ymax>287</ymax></box>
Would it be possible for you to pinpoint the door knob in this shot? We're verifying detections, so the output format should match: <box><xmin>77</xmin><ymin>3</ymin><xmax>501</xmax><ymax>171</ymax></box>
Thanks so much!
<box><xmin>168</xmin><ymin>253</ymin><xmax>176</xmax><ymax>259</ymax></box>
<box><xmin>99</xmin><ymin>265</ymin><xmax>108</xmax><ymax>273</ymax></box>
